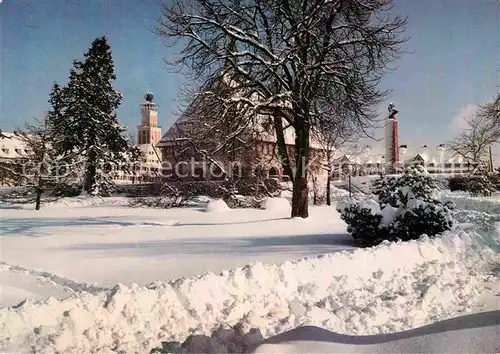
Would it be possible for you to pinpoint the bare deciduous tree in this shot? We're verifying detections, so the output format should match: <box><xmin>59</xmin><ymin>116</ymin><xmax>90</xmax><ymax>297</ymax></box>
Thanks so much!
<box><xmin>448</xmin><ymin>96</ymin><xmax>500</xmax><ymax>166</ymax></box>
<box><xmin>0</xmin><ymin>117</ymin><xmax>81</xmax><ymax>210</ymax></box>
<box><xmin>156</xmin><ymin>0</ymin><xmax>407</xmax><ymax>217</ymax></box>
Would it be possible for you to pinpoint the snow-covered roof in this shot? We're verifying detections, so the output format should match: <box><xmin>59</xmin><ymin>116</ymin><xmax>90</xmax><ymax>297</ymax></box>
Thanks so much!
<box><xmin>0</xmin><ymin>132</ymin><xmax>30</xmax><ymax>159</ymax></box>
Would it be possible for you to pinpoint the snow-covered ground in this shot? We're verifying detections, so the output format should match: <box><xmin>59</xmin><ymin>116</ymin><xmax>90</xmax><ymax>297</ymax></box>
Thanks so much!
<box><xmin>1</xmin><ymin>194</ymin><xmax>499</xmax><ymax>353</ymax></box>
<box><xmin>1</xmin><ymin>197</ymin><xmax>354</xmax><ymax>305</ymax></box>
<box><xmin>252</xmin><ymin>310</ymin><xmax>500</xmax><ymax>353</ymax></box>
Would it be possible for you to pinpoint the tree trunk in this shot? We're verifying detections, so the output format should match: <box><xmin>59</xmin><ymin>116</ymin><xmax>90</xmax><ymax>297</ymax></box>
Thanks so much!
<box><xmin>84</xmin><ymin>152</ymin><xmax>97</xmax><ymax>193</ymax></box>
<box><xmin>291</xmin><ymin>122</ymin><xmax>309</xmax><ymax>218</ymax></box>
<box><xmin>35</xmin><ymin>175</ymin><xmax>44</xmax><ymax>210</ymax></box>
<box><xmin>326</xmin><ymin>149</ymin><xmax>332</xmax><ymax>206</ymax></box>
<box><xmin>291</xmin><ymin>169</ymin><xmax>309</xmax><ymax>218</ymax></box>
<box><xmin>312</xmin><ymin>176</ymin><xmax>318</xmax><ymax>205</ymax></box>
<box><xmin>35</xmin><ymin>188</ymin><xmax>42</xmax><ymax>210</ymax></box>
<box><xmin>326</xmin><ymin>173</ymin><xmax>331</xmax><ymax>206</ymax></box>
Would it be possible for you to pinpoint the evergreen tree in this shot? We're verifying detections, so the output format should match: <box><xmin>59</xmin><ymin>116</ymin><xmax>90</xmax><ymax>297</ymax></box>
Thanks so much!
<box><xmin>48</xmin><ymin>36</ymin><xmax>140</xmax><ymax>195</ymax></box>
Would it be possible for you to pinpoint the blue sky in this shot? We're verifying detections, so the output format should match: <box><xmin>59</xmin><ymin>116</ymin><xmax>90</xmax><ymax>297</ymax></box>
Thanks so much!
<box><xmin>1</xmin><ymin>0</ymin><xmax>499</xmax><ymax>153</ymax></box>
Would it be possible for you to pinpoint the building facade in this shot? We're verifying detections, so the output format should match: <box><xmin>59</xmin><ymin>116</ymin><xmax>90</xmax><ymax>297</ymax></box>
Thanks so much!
<box><xmin>156</xmin><ymin>112</ymin><xmax>329</xmax><ymax>183</ymax></box>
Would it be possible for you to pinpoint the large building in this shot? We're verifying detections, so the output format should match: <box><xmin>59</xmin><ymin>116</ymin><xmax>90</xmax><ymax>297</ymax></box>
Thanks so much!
<box><xmin>156</xmin><ymin>110</ymin><xmax>328</xmax><ymax>182</ymax></box>
<box><xmin>0</xmin><ymin>92</ymin><xmax>163</xmax><ymax>187</ymax></box>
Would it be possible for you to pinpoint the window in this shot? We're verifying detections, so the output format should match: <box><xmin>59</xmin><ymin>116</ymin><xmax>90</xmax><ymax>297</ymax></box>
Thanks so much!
<box><xmin>445</xmin><ymin>163</ymin><xmax>452</xmax><ymax>169</ymax></box>
<box><xmin>1</xmin><ymin>148</ymin><xmax>9</xmax><ymax>154</ymax></box>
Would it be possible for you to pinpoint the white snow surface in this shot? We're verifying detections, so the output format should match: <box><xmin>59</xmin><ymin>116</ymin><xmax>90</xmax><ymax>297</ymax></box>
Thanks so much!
<box><xmin>204</xmin><ymin>198</ymin><xmax>230</xmax><ymax>212</ymax></box>
<box><xmin>380</xmin><ymin>205</ymin><xmax>399</xmax><ymax>227</ymax></box>
<box><xmin>359</xmin><ymin>199</ymin><xmax>382</xmax><ymax>215</ymax></box>
<box><xmin>252</xmin><ymin>311</ymin><xmax>500</xmax><ymax>353</ymax></box>
<box><xmin>260</xmin><ymin>197</ymin><xmax>291</xmax><ymax>212</ymax></box>
<box><xmin>0</xmin><ymin>195</ymin><xmax>499</xmax><ymax>353</ymax></box>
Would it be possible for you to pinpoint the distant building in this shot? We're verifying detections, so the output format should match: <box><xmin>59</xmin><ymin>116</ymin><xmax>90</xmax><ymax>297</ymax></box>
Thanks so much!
<box><xmin>331</xmin><ymin>105</ymin><xmax>479</xmax><ymax>176</ymax></box>
<box><xmin>113</xmin><ymin>92</ymin><xmax>163</xmax><ymax>184</ymax></box>
<box><xmin>0</xmin><ymin>132</ymin><xmax>31</xmax><ymax>186</ymax></box>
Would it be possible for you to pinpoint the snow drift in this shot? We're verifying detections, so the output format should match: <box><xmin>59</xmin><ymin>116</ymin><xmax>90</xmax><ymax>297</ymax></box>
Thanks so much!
<box><xmin>204</xmin><ymin>199</ymin><xmax>230</xmax><ymax>212</ymax></box>
<box><xmin>260</xmin><ymin>197</ymin><xmax>291</xmax><ymax>212</ymax></box>
<box><xmin>1</xmin><ymin>229</ymin><xmax>498</xmax><ymax>354</ymax></box>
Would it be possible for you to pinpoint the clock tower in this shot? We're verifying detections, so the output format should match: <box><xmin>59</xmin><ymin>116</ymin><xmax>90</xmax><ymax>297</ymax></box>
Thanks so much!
<box><xmin>137</xmin><ymin>91</ymin><xmax>162</xmax><ymax>146</ymax></box>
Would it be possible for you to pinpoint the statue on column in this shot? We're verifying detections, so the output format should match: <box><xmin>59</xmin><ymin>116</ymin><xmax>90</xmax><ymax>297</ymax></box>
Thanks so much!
<box><xmin>388</xmin><ymin>102</ymin><xmax>398</xmax><ymax>119</ymax></box>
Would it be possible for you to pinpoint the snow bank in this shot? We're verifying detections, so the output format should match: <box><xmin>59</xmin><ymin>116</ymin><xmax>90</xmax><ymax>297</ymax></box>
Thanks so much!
<box><xmin>260</xmin><ymin>197</ymin><xmax>291</xmax><ymax>212</ymax></box>
<box><xmin>1</xmin><ymin>229</ymin><xmax>498</xmax><ymax>354</ymax></box>
<box><xmin>204</xmin><ymin>199</ymin><xmax>230</xmax><ymax>212</ymax></box>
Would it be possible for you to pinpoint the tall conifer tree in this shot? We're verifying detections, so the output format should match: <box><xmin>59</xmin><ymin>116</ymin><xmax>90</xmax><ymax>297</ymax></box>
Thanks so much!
<box><xmin>49</xmin><ymin>37</ymin><xmax>140</xmax><ymax>195</ymax></box>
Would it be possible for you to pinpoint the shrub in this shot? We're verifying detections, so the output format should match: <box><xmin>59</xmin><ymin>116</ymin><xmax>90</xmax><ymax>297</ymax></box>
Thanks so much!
<box><xmin>390</xmin><ymin>200</ymin><xmax>454</xmax><ymax>242</ymax></box>
<box><xmin>338</xmin><ymin>166</ymin><xmax>455</xmax><ymax>246</ymax></box>
<box><xmin>447</xmin><ymin>166</ymin><xmax>497</xmax><ymax>196</ymax></box>
<box><xmin>448</xmin><ymin>176</ymin><xmax>470</xmax><ymax>192</ymax></box>
<box><xmin>51</xmin><ymin>183</ymin><xmax>82</xmax><ymax>197</ymax></box>
<box><xmin>489</xmin><ymin>172</ymin><xmax>500</xmax><ymax>190</ymax></box>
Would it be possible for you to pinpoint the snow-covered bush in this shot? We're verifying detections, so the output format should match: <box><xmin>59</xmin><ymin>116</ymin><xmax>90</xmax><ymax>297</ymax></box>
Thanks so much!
<box><xmin>225</xmin><ymin>195</ymin><xmax>262</xmax><ymax>209</ymax></box>
<box><xmin>371</xmin><ymin>165</ymin><xmax>439</xmax><ymax>207</ymax></box>
<box><xmin>260</xmin><ymin>197</ymin><xmax>291</xmax><ymax>212</ymax></box>
<box><xmin>391</xmin><ymin>200</ymin><xmax>454</xmax><ymax>241</ymax></box>
<box><xmin>91</xmin><ymin>172</ymin><xmax>115</xmax><ymax>197</ymax></box>
<box><xmin>338</xmin><ymin>166</ymin><xmax>455</xmax><ymax>246</ymax></box>
<box><xmin>468</xmin><ymin>173</ymin><xmax>495</xmax><ymax>197</ymax></box>
<box><xmin>205</xmin><ymin>199</ymin><xmax>230</xmax><ymax>212</ymax></box>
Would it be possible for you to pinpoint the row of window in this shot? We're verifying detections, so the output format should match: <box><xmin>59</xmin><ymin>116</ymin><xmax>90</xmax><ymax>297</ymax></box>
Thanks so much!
<box><xmin>1</xmin><ymin>148</ymin><xmax>32</xmax><ymax>155</ymax></box>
